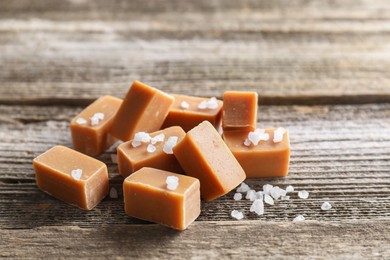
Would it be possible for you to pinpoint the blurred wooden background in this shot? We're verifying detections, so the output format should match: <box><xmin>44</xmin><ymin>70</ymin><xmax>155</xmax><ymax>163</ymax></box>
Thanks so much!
<box><xmin>1</xmin><ymin>0</ymin><xmax>389</xmax><ymax>258</ymax></box>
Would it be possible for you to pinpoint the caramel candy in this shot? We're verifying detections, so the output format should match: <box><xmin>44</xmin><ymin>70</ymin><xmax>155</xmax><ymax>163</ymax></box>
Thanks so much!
<box><xmin>222</xmin><ymin>91</ymin><xmax>258</xmax><ymax>131</ymax></box>
<box><xmin>33</xmin><ymin>146</ymin><xmax>109</xmax><ymax>210</ymax></box>
<box><xmin>162</xmin><ymin>94</ymin><xmax>223</xmax><ymax>132</ymax></box>
<box><xmin>70</xmin><ymin>95</ymin><xmax>122</xmax><ymax>156</ymax></box>
<box><xmin>173</xmin><ymin>121</ymin><xmax>246</xmax><ymax>202</ymax></box>
<box><xmin>123</xmin><ymin>167</ymin><xmax>200</xmax><ymax>230</ymax></box>
<box><xmin>223</xmin><ymin>128</ymin><xmax>290</xmax><ymax>178</ymax></box>
<box><xmin>117</xmin><ymin>126</ymin><xmax>185</xmax><ymax>178</ymax></box>
<box><xmin>110</xmin><ymin>81</ymin><xmax>174</xmax><ymax>141</ymax></box>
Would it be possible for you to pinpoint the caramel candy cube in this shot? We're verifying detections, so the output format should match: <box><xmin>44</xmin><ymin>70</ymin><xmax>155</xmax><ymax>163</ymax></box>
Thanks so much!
<box><xmin>223</xmin><ymin>128</ymin><xmax>290</xmax><ymax>178</ymax></box>
<box><xmin>173</xmin><ymin>121</ymin><xmax>246</xmax><ymax>202</ymax></box>
<box><xmin>70</xmin><ymin>95</ymin><xmax>122</xmax><ymax>156</ymax></box>
<box><xmin>33</xmin><ymin>146</ymin><xmax>109</xmax><ymax>210</ymax></box>
<box><xmin>123</xmin><ymin>167</ymin><xmax>200</xmax><ymax>231</ymax></box>
<box><xmin>110</xmin><ymin>81</ymin><xmax>174</xmax><ymax>141</ymax></box>
<box><xmin>162</xmin><ymin>94</ymin><xmax>223</xmax><ymax>132</ymax></box>
<box><xmin>222</xmin><ymin>91</ymin><xmax>258</xmax><ymax>131</ymax></box>
<box><xmin>117</xmin><ymin>126</ymin><xmax>185</xmax><ymax>178</ymax></box>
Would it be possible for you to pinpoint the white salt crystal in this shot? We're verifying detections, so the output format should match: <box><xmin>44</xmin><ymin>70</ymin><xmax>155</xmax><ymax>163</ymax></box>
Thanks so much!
<box><xmin>76</xmin><ymin>117</ymin><xmax>87</xmax><ymax>125</ymax></box>
<box><xmin>279</xmin><ymin>188</ymin><xmax>287</xmax><ymax>197</ymax></box>
<box><xmin>264</xmin><ymin>194</ymin><xmax>274</xmax><ymax>205</ymax></box>
<box><xmin>166</xmin><ymin>176</ymin><xmax>179</xmax><ymax>191</ymax></box>
<box><xmin>231</xmin><ymin>210</ymin><xmax>244</xmax><ymax>220</ymax></box>
<box><xmin>110</xmin><ymin>154</ymin><xmax>118</xmax><ymax>164</ymax></box>
<box><xmin>109</xmin><ymin>187</ymin><xmax>118</xmax><ymax>199</ymax></box>
<box><xmin>163</xmin><ymin>136</ymin><xmax>178</xmax><ymax>154</ymax></box>
<box><xmin>147</xmin><ymin>144</ymin><xmax>156</xmax><ymax>153</ymax></box>
<box><xmin>321</xmin><ymin>202</ymin><xmax>332</xmax><ymax>211</ymax></box>
<box><xmin>273</xmin><ymin>127</ymin><xmax>286</xmax><ymax>143</ymax></box>
<box><xmin>133</xmin><ymin>132</ymin><xmax>151</xmax><ymax>143</ymax></box>
<box><xmin>131</xmin><ymin>140</ymin><xmax>142</xmax><ymax>147</ymax></box>
<box><xmin>151</xmin><ymin>133</ymin><xmax>165</xmax><ymax>145</ymax></box>
<box><xmin>90</xmin><ymin>116</ymin><xmax>100</xmax><ymax>126</ymax></box>
<box><xmin>236</xmin><ymin>182</ymin><xmax>250</xmax><ymax>193</ymax></box>
<box><xmin>293</xmin><ymin>215</ymin><xmax>305</xmax><ymax>222</ymax></box>
<box><xmin>256</xmin><ymin>191</ymin><xmax>264</xmax><ymax>200</ymax></box>
<box><xmin>285</xmin><ymin>185</ymin><xmax>294</xmax><ymax>193</ymax></box>
<box><xmin>197</xmin><ymin>100</ymin><xmax>208</xmax><ymax>109</ymax></box>
<box><xmin>250</xmin><ymin>199</ymin><xmax>264</xmax><ymax>216</ymax></box>
<box><xmin>245</xmin><ymin>189</ymin><xmax>256</xmax><ymax>201</ymax></box>
<box><xmin>281</xmin><ymin>196</ymin><xmax>290</xmax><ymax>201</ymax></box>
<box><xmin>270</xmin><ymin>186</ymin><xmax>283</xmax><ymax>200</ymax></box>
<box><xmin>207</xmin><ymin>97</ymin><xmax>219</xmax><ymax>109</ymax></box>
<box><xmin>246</xmin><ymin>129</ymin><xmax>269</xmax><ymax>146</ymax></box>
<box><xmin>233</xmin><ymin>193</ymin><xmax>242</xmax><ymax>201</ymax></box>
<box><xmin>243</xmin><ymin>138</ymin><xmax>251</xmax><ymax>146</ymax></box>
<box><xmin>94</xmin><ymin>112</ymin><xmax>104</xmax><ymax>120</ymax></box>
<box><xmin>71</xmin><ymin>169</ymin><xmax>82</xmax><ymax>181</ymax></box>
<box><xmin>263</xmin><ymin>184</ymin><xmax>273</xmax><ymax>194</ymax></box>
<box><xmin>298</xmin><ymin>190</ymin><xmax>309</xmax><ymax>199</ymax></box>
<box><xmin>180</xmin><ymin>101</ymin><xmax>190</xmax><ymax>109</ymax></box>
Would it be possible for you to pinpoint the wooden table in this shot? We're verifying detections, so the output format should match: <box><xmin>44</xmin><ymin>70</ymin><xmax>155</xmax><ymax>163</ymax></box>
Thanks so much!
<box><xmin>1</xmin><ymin>1</ymin><xmax>390</xmax><ymax>258</ymax></box>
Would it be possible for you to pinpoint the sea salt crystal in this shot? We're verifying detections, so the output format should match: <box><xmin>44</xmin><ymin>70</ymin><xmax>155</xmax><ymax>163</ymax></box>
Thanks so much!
<box><xmin>166</xmin><ymin>176</ymin><xmax>179</xmax><ymax>191</ymax></box>
<box><xmin>236</xmin><ymin>182</ymin><xmax>251</xmax><ymax>193</ymax></box>
<box><xmin>109</xmin><ymin>187</ymin><xmax>118</xmax><ymax>199</ymax></box>
<box><xmin>151</xmin><ymin>133</ymin><xmax>165</xmax><ymax>145</ymax></box>
<box><xmin>94</xmin><ymin>113</ymin><xmax>104</xmax><ymax>120</ymax></box>
<box><xmin>321</xmin><ymin>202</ymin><xmax>332</xmax><ymax>211</ymax></box>
<box><xmin>264</xmin><ymin>194</ymin><xmax>274</xmax><ymax>205</ymax></box>
<box><xmin>263</xmin><ymin>184</ymin><xmax>273</xmax><ymax>194</ymax></box>
<box><xmin>90</xmin><ymin>112</ymin><xmax>105</xmax><ymax>126</ymax></box>
<box><xmin>198</xmin><ymin>100</ymin><xmax>208</xmax><ymax>109</ymax></box>
<box><xmin>131</xmin><ymin>140</ymin><xmax>142</xmax><ymax>147</ymax></box>
<box><xmin>231</xmin><ymin>210</ymin><xmax>244</xmax><ymax>220</ymax></box>
<box><xmin>233</xmin><ymin>193</ymin><xmax>242</xmax><ymax>201</ymax></box>
<box><xmin>298</xmin><ymin>190</ymin><xmax>309</xmax><ymax>199</ymax></box>
<box><xmin>246</xmin><ymin>189</ymin><xmax>256</xmax><ymax>201</ymax></box>
<box><xmin>250</xmin><ymin>199</ymin><xmax>264</xmax><ymax>216</ymax></box>
<box><xmin>110</xmin><ymin>154</ymin><xmax>118</xmax><ymax>164</ymax></box>
<box><xmin>198</xmin><ymin>97</ymin><xmax>219</xmax><ymax>110</ymax></box>
<box><xmin>243</xmin><ymin>138</ymin><xmax>251</xmax><ymax>146</ymax></box>
<box><xmin>76</xmin><ymin>117</ymin><xmax>87</xmax><ymax>125</ymax></box>
<box><xmin>285</xmin><ymin>185</ymin><xmax>294</xmax><ymax>193</ymax></box>
<box><xmin>256</xmin><ymin>191</ymin><xmax>264</xmax><ymax>200</ymax></box>
<box><xmin>273</xmin><ymin>127</ymin><xmax>286</xmax><ymax>143</ymax></box>
<box><xmin>163</xmin><ymin>136</ymin><xmax>178</xmax><ymax>154</ymax></box>
<box><xmin>180</xmin><ymin>101</ymin><xmax>190</xmax><ymax>109</ymax></box>
<box><xmin>133</xmin><ymin>132</ymin><xmax>151</xmax><ymax>143</ymax></box>
<box><xmin>71</xmin><ymin>169</ymin><xmax>82</xmax><ymax>180</ymax></box>
<box><xmin>147</xmin><ymin>144</ymin><xmax>156</xmax><ymax>153</ymax></box>
<box><xmin>246</xmin><ymin>129</ymin><xmax>269</xmax><ymax>146</ymax></box>
<box><xmin>293</xmin><ymin>215</ymin><xmax>305</xmax><ymax>222</ymax></box>
<box><xmin>270</xmin><ymin>186</ymin><xmax>282</xmax><ymax>200</ymax></box>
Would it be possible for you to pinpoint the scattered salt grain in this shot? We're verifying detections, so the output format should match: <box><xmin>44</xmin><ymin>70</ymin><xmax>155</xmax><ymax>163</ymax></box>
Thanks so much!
<box><xmin>263</xmin><ymin>184</ymin><xmax>273</xmax><ymax>194</ymax></box>
<box><xmin>147</xmin><ymin>144</ymin><xmax>156</xmax><ymax>153</ymax></box>
<box><xmin>246</xmin><ymin>189</ymin><xmax>256</xmax><ymax>201</ymax></box>
<box><xmin>76</xmin><ymin>117</ymin><xmax>87</xmax><ymax>125</ymax></box>
<box><xmin>256</xmin><ymin>191</ymin><xmax>264</xmax><ymax>200</ymax></box>
<box><xmin>293</xmin><ymin>215</ymin><xmax>305</xmax><ymax>222</ymax></box>
<box><xmin>110</xmin><ymin>154</ymin><xmax>118</xmax><ymax>164</ymax></box>
<box><xmin>163</xmin><ymin>136</ymin><xmax>178</xmax><ymax>154</ymax></box>
<box><xmin>298</xmin><ymin>190</ymin><xmax>309</xmax><ymax>199</ymax></box>
<box><xmin>233</xmin><ymin>193</ymin><xmax>242</xmax><ymax>201</ymax></box>
<box><xmin>94</xmin><ymin>112</ymin><xmax>104</xmax><ymax>120</ymax></box>
<box><xmin>71</xmin><ymin>169</ymin><xmax>82</xmax><ymax>180</ymax></box>
<box><xmin>90</xmin><ymin>112</ymin><xmax>105</xmax><ymax>126</ymax></box>
<box><xmin>273</xmin><ymin>127</ymin><xmax>286</xmax><ymax>143</ymax></box>
<box><xmin>198</xmin><ymin>97</ymin><xmax>219</xmax><ymax>110</ymax></box>
<box><xmin>245</xmin><ymin>129</ymin><xmax>269</xmax><ymax>146</ymax></box>
<box><xmin>321</xmin><ymin>202</ymin><xmax>332</xmax><ymax>211</ymax></box>
<box><xmin>132</xmin><ymin>132</ymin><xmax>151</xmax><ymax>147</ymax></box>
<box><xmin>151</xmin><ymin>133</ymin><xmax>165</xmax><ymax>145</ymax></box>
<box><xmin>236</xmin><ymin>182</ymin><xmax>251</xmax><ymax>193</ymax></box>
<box><xmin>231</xmin><ymin>210</ymin><xmax>244</xmax><ymax>220</ymax></box>
<box><xmin>180</xmin><ymin>101</ymin><xmax>190</xmax><ymax>109</ymax></box>
<box><xmin>243</xmin><ymin>138</ymin><xmax>251</xmax><ymax>146</ymax></box>
<box><xmin>250</xmin><ymin>199</ymin><xmax>264</xmax><ymax>216</ymax></box>
<box><xmin>264</xmin><ymin>194</ymin><xmax>274</xmax><ymax>205</ymax></box>
<box><xmin>131</xmin><ymin>140</ymin><xmax>142</xmax><ymax>147</ymax></box>
<box><xmin>109</xmin><ymin>187</ymin><xmax>118</xmax><ymax>199</ymax></box>
<box><xmin>198</xmin><ymin>100</ymin><xmax>208</xmax><ymax>109</ymax></box>
<box><xmin>270</xmin><ymin>186</ymin><xmax>282</xmax><ymax>200</ymax></box>
<box><xmin>285</xmin><ymin>185</ymin><xmax>294</xmax><ymax>193</ymax></box>
<box><xmin>166</xmin><ymin>176</ymin><xmax>179</xmax><ymax>191</ymax></box>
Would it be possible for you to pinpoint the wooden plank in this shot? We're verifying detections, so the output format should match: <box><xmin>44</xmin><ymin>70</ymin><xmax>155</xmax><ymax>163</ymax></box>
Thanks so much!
<box><xmin>1</xmin><ymin>104</ymin><xmax>389</xmax><ymax>228</ymax></box>
<box><xmin>2</xmin><ymin>220</ymin><xmax>390</xmax><ymax>258</ymax></box>
<box><xmin>1</xmin><ymin>1</ymin><xmax>390</xmax><ymax>104</ymax></box>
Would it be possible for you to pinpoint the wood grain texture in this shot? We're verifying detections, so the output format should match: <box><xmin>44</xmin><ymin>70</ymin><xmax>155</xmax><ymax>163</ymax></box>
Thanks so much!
<box><xmin>1</xmin><ymin>0</ymin><xmax>390</xmax><ymax>104</ymax></box>
<box><xmin>1</xmin><ymin>104</ymin><xmax>389</xmax><ymax>229</ymax></box>
<box><xmin>2</xmin><ymin>220</ymin><xmax>390</xmax><ymax>259</ymax></box>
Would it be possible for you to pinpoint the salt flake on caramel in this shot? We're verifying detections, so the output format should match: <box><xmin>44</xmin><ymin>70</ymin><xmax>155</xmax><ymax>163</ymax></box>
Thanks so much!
<box><xmin>71</xmin><ymin>169</ymin><xmax>83</xmax><ymax>180</ymax></box>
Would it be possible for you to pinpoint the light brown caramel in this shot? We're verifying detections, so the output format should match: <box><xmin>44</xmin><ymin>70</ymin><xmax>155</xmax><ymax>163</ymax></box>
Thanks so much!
<box><xmin>222</xmin><ymin>91</ymin><xmax>258</xmax><ymax>131</ymax></box>
<box><xmin>173</xmin><ymin>121</ymin><xmax>246</xmax><ymax>202</ymax></box>
<box><xmin>223</xmin><ymin>129</ymin><xmax>290</xmax><ymax>178</ymax></box>
<box><xmin>117</xmin><ymin>126</ymin><xmax>185</xmax><ymax>178</ymax></box>
<box><xmin>109</xmin><ymin>81</ymin><xmax>174</xmax><ymax>141</ymax></box>
<box><xmin>70</xmin><ymin>95</ymin><xmax>122</xmax><ymax>156</ymax></box>
<box><xmin>33</xmin><ymin>146</ymin><xmax>109</xmax><ymax>210</ymax></box>
<box><xmin>123</xmin><ymin>167</ymin><xmax>200</xmax><ymax>231</ymax></box>
<box><xmin>162</xmin><ymin>94</ymin><xmax>223</xmax><ymax>132</ymax></box>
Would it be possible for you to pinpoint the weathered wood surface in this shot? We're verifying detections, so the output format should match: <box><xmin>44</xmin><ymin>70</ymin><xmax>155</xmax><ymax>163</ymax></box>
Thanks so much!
<box><xmin>2</xmin><ymin>0</ymin><xmax>390</xmax><ymax>104</ymax></box>
<box><xmin>1</xmin><ymin>0</ymin><xmax>390</xmax><ymax>258</ymax></box>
